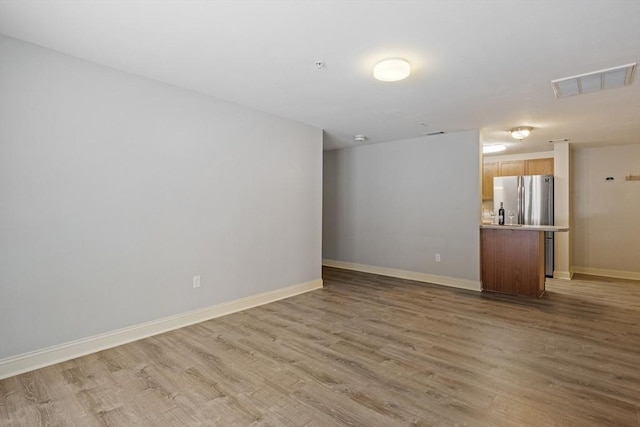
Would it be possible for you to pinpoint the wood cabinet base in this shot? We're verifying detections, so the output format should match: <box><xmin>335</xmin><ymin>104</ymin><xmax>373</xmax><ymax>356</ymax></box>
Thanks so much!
<box><xmin>481</xmin><ymin>228</ymin><xmax>545</xmax><ymax>298</ymax></box>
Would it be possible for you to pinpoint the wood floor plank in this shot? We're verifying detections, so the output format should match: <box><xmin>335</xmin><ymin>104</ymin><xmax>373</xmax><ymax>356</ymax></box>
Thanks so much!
<box><xmin>1</xmin><ymin>266</ymin><xmax>638</xmax><ymax>426</ymax></box>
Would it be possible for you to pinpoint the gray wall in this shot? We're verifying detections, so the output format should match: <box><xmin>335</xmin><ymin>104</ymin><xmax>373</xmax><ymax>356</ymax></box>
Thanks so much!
<box><xmin>0</xmin><ymin>36</ymin><xmax>322</xmax><ymax>359</ymax></box>
<box><xmin>572</xmin><ymin>144</ymin><xmax>640</xmax><ymax>275</ymax></box>
<box><xmin>323</xmin><ymin>131</ymin><xmax>481</xmax><ymax>282</ymax></box>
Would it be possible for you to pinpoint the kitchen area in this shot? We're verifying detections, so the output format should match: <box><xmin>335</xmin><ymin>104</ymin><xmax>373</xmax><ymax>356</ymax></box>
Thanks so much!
<box><xmin>480</xmin><ymin>154</ymin><xmax>569</xmax><ymax>298</ymax></box>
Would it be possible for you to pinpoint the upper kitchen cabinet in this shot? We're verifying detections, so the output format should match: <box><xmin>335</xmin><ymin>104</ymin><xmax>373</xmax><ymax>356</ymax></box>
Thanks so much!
<box><xmin>525</xmin><ymin>158</ymin><xmax>554</xmax><ymax>175</ymax></box>
<box><xmin>482</xmin><ymin>158</ymin><xmax>554</xmax><ymax>201</ymax></box>
<box><xmin>482</xmin><ymin>162</ymin><xmax>498</xmax><ymax>200</ymax></box>
<box><xmin>499</xmin><ymin>160</ymin><xmax>525</xmax><ymax>176</ymax></box>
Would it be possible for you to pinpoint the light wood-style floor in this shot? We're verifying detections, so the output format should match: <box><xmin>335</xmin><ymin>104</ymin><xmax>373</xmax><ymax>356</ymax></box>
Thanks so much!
<box><xmin>1</xmin><ymin>267</ymin><xmax>639</xmax><ymax>426</ymax></box>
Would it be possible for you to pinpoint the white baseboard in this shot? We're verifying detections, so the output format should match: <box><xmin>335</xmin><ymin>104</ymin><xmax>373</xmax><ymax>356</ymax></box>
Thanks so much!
<box><xmin>0</xmin><ymin>278</ymin><xmax>323</xmax><ymax>380</ymax></box>
<box><xmin>553</xmin><ymin>270</ymin><xmax>574</xmax><ymax>280</ymax></box>
<box><xmin>322</xmin><ymin>259</ymin><xmax>481</xmax><ymax>292</ymax></box>
<box><xmin>571</xmin><ymin>266</ymin><xmax>640</xmax><ymax>281</ymax></box>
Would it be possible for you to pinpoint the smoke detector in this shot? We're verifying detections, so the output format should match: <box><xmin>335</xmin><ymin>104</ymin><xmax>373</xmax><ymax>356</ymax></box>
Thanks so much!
<box><xmin>354</xmin><ymin>135</ymin><xmax>366</xmax><ymax>142</ymax></box>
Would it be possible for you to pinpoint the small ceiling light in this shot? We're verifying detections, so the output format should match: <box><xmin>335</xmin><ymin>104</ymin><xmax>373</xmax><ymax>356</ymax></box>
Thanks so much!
<box><xmin>510</xmin><ymin>127</ymin><xmax>533</xmax><ymax>140</ymax></box>
<box><xmin>354</xmin><ymin>134</ymin><xmax>366</xmax><ymax>142</ymax></box>
<box><xmin>373</xmin><ymin>58</ymin><xmax>411</xmax><ymax>82</ymax></box>
<box><xmin>483</xmin><ymin>144</ymin><xmax>507</xmax><ymax>154</ymax></box>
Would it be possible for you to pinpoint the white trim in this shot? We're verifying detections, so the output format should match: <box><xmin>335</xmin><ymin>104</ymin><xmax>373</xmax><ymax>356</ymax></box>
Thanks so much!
<box><xmin>0</xmin><ymin>279</ymin><xmax>323</xmax><ymax>380</ymax></box>
<box><xmin>571</xmin><ymin>266</ymin><xmax>640</xmax><ymax>281</ymax></box>
<box><xmin>323</xmin><ymin>259</ymin><xmax>481</xmax><ymax>292</ymax></box>
<box><xmin>553</xmin><ymin>270</ymin><xmax>574</xmax><ymax>280</ymax></box>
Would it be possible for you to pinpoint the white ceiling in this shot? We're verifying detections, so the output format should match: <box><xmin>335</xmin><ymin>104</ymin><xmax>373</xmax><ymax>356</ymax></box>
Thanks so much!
<box><xmin>1</xmin><ymin>0</ymin><xmax>639</xmax><ymax>154</ymax></box>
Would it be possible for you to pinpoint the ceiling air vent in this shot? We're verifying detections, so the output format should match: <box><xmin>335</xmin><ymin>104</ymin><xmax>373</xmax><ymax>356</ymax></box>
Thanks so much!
<box><xmin>551</xmin><ymin>63</ymin><xmax>636</xmax><ymax>98</ymax></box>
<box><xmin>425</xmin><ymin>131</ymin><xmax>446</xmax><ymax>136</ymax></box>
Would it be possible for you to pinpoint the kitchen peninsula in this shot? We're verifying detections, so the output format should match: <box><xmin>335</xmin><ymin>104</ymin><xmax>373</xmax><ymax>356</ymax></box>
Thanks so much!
<box><xmin>480</xmin><ymin>224</ymin><xmax>569</xmax><ymax>298</ymax></box>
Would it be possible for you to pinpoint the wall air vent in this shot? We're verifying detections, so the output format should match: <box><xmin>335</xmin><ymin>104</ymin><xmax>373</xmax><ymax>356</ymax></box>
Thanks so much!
<box><xmin>551</xmin><ymin>63</ymin><xmax>636</xmax><ymax>98</ymax></box>
<box><xmin>425</xmin><ymin>131</ymin><xmax>446</xmax><ymax>136</ymax></box>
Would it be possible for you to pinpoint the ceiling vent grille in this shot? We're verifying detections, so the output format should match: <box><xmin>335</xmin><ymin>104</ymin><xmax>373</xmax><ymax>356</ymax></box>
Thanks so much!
<box><xmin>551</xmin><ymin>63</ymin><xmax>636</xmax><ymax>98</ymax></box>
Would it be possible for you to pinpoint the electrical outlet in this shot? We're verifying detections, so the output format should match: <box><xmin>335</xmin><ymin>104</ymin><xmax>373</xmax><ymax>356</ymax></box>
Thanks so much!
<box><xmin>193</xmin><ymin>275</ymin><xmax>201</xmax><ymax>288</ymax></box>
<box><xmin>435</xmin><ymin>253</ymin><xmax>441</xmax><ymax>262</ymax></box>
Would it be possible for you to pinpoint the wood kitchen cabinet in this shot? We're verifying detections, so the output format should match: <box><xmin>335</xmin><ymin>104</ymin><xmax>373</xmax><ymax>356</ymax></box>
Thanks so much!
<box><xmin>482</xmin><ymin>158</ymin><xmax>554</xmax><ymax>200</ymax></box>
<box><xmin>525</xmin><ymin>158</ymin><xmax>554</xmax><ymax>175</ymax></box>
<box><xmin>482</xmin><ymin>162</ymin><xmax>498</xmax><ymax>200</ymax></box>
<box><xmin>480</xmin><ymin>225</ymin><xmax>568</xmax><ymax>298</ymax></box>
<box><xmin>481</xmin><ymin>228</ymin><xmax>545</xmax><ymax>298</ymax></box>
<box><xmin>498</xmin><ymin>160</ymin><xmax>525</xmax><ymax>176</ymax></box>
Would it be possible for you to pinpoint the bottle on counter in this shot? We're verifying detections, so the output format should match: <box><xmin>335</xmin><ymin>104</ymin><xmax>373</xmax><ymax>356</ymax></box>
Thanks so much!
<box><xmin>498</xmin><ymin>202</ymin><xmax>505</xmax><ymax>225</ymax></box>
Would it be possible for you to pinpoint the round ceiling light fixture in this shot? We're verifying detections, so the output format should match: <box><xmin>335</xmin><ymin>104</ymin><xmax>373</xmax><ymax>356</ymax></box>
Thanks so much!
<box><xmin>373</xmin><ymin>58</ymin><xmax>411</xmax><ymax>82</ymax></box>
<box><xmin>510</xmin><ymin>126</ymin><xmax>533</xmax><ymax>140</ymax></box>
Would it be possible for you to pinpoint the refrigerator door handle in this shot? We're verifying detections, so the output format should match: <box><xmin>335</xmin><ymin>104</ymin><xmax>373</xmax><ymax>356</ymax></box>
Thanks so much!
<box><xmin>517</xmin><ymin>176</ymin><xmax>524</xmax><ymax>224</ymax></box>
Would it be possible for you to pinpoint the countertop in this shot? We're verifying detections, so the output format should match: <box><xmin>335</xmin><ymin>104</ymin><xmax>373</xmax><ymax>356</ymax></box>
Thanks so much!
<box><xmin>480</xmin><ymin>224</ymin><xmax>569</xmax><ymax>232</ymax></box>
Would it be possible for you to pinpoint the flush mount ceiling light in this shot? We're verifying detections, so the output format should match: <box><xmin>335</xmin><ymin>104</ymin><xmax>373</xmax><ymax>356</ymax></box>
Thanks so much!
<box><xmin>551</xmin><ymin>63</ymin><xmax>636</xmax><ymax>98</ymax></box>
<box><xmin>483</xmin><ymin>144</ymin><xmax>507</xmax><ymax>154</ymax></box>
<box><xmin>373</xmin><ymin>58</ymin><xmax>411</xmax><ymax>82</ymax></box>
<box><xmin>510</xmin><ymin>127</ymin><xmax>533</xmax><ymax>140</ymax></box>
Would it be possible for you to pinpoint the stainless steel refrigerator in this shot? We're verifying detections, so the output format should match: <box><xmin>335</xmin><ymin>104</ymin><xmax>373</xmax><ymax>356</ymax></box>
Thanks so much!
<box><xmin>493</xmin><ymin>175</ymin><xmax>554</xmax><ymax>277</ymax></box>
